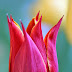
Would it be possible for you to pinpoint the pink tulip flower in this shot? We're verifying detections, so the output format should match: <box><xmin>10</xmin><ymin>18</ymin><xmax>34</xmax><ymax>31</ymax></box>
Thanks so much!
<box><xmin>7</xmin><ymin>12</ymin><xmax>63</xmax><ymax>72</ymax></box>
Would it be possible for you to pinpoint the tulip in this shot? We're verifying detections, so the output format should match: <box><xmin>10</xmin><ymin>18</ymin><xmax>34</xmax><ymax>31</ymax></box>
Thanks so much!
<box><xmin>7</xmin><ymin>12</ymin><xmax>63</xmax><ymax>72</ymax></box>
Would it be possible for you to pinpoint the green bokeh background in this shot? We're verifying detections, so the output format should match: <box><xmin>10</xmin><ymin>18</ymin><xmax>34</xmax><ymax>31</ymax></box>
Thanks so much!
<box><xmin>0</xmin><ymin>0</ymin><xmax>72</xmax><ymax>72</ymax></box>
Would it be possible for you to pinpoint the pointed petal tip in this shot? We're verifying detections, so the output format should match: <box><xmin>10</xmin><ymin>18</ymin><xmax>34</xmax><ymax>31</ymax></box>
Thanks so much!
<box><xmin>19</xmin><ymin>19</ymin><xmax>21</xmax><ymax>22</ymax></box>
<box><xmin>7</xmin><ymin>14</ymin><xmax>11</xmax><ymax>23</ymax></box>
<box><xmin>10</xmin><ymin>14</ymin><xmax>12</xmax><ymax>18</ymax></box>
<box><xmin>10</xmin><ymin>14</ymin><xmax>13</xmax><ymax>21</ymax></box>
<box><xmin>61</xmin><ymin>15</ymin><xmax>64</xmax><ymax>20</ymax></box>
<box><xmin>61</xmin><ymin>15</ymin><xmax>64</xmax><ymax>21</ymax></box>
<box><xmin>6</xmin><ymin>13</ymin><xmax>9</xmax><ymax>19</ymax></box>
<box><xmin>38</xmin><ymin>15</ymin><xmax>42</xmax><ymax>24</ymax></box>
<box><xmin>10</xmin><ymin>14</ymin><xmax>12</xmax><ymax>16</ymax></box>
<box><xmin>20</xmin><ymin>19</ymin><xmax>23</xmax><ymax>26</ymax></box>
<box><xmin>20</xmin><ymin>20</ymin><xmax>24</xmax><ymax>30</ymax></box>
<box><xmin>60</xmin><ymin>15</ymin><xmax>64</xmax><ymax>21</ymax></box>
<box><xmin>19</xmin><ymin>19</ymin><xmax>22</xmax><ymax>25</ymax></box>
<box><xmin>20</xmin><ymin>20</ymin><xmax>26</xmax><ymax>37</ymax></box>
<box><xmin>62</xmin><ymin>15</ymin><xmax>64</xmax><ymax>18</ymax></box>
<box><xmin>40</xmin><ymin>15</ymin><xmax>42</xmax><ymax>21</ymax></box>
<box><xmin>36</xmin><ymin>11</ymin><xmax>40</xmax><ymax>21</ymax></box>
<box><xmin>37</xmin><ymin>10</ymin><xmax>40</xmax><ymax>14</ymax></box>
<box><xmin>56</xmin><ymin>15</ymin><xmax>64</xmax><ymax>27</ymax></box>
<box><xmin>35</xmin><ymin>15</ymin><xmax>42</xmax><ymax>28</ymax></box>
<box><xmin>38</xmin><ymin>10</ymin><xmax>40</xmax><ymax>13</ymax></box>
<box><xmin>6</xmin><ymin>13</ymin><xmax>8</xmax><ymax>16</ymax></box>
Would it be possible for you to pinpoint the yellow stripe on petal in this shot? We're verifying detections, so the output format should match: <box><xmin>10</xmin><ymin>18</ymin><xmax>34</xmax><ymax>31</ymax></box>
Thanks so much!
<box><xmin>13</xmin><ymin>20</ymin><xmax>23</xmax><ymax>33</ymax></box>
<box><xmin>10</xmin><ymin>15</ymin><xmax>20</xmax><ymax>29</ymax></box>
<box><xmin>13</xmin><ymin>20</ymin><xmax>20</xmax><ymax>28</ymax></box>
<box><xmin>13</xmin><ymin>21</ymin><xmax>23</xmax><ymax>34</ymax></box>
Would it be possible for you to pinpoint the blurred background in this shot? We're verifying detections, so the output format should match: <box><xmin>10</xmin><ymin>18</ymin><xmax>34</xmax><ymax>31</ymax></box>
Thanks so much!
<box><xmin>0</xmin><ymin>0</ymin><xmax>72</xmax><ymax>72</ymax></box>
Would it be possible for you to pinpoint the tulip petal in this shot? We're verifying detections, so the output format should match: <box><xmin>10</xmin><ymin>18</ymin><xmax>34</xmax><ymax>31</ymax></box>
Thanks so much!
<box><xmin>44</xmin><ymin>16</ymin><xmax>64</xmax><ymax>72</ymax></box>
<box><xmin>30</xmin><ymin>16</ymin><xmax>49</xmax><ymax>71</ymax></box>
<box><xmin>7</xmin><ymin>15</ymin><xmax>24</xmax><ymax>72</ymax></box>
<box><xmin>14</xmin><ymin>22</ymin><xmax>47</xmax><ymax>72</ymax></box>
<box><xmin>26</xmin><ymin>11</ymin><xmax>40</xmax><ymax>35</ymax></box>
<box><xmin>35</xmin><ymin>10</ymin><xmax>40</xmax><ymax>21</ymax></box>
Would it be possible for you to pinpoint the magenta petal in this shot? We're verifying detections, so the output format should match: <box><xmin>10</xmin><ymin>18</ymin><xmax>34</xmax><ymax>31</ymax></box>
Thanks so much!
<box><xmin>35</xmin><ymin>11</ymin><xmax>40</xmax><ymax>21</ymax></box>
<box><xmin>30</xmin><ymin>16</ymin><xmax>48</xmax><ymax>71</ymax></box>
<box><xmin>13</xmin><ymin>21</ymin><xmax>47</xmax><ymax>72</ymax></box>
<box><xmin>7</xmin><ymin>15</ymin><xmax>24</xmax><ymax>72</ymax></box>
<box><xmin>26</xmin><ymin>11</ymin><xmax>40</xmax><ymax>35</ymax></box>
<box><xmin>44</xmin><ymin>16</ymin><xmax>64</xmax><ymax>72</ymax></box>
